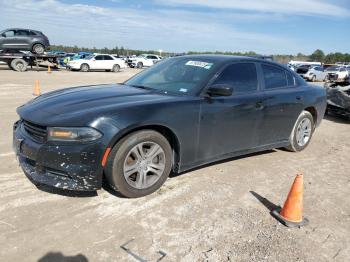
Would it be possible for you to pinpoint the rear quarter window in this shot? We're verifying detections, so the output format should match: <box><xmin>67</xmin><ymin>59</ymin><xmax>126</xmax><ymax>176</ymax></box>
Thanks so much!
<box><xmin>262</xmin><ymin>64</ymin><xmax>296</xmax><ymax>89</ymax></box>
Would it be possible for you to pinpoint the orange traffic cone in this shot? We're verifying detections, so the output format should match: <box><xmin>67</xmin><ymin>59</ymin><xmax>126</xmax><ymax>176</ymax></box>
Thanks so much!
<box><xmin>271</xmin><ymin>174</ymin><xmax>309</xmax><ymax>227</ymax></box>
<box><xmin>47</xmin><ymin>65</ymin><xmax>51</xmax><ymax>74</ymax></box>
<box><xmin>33</xmin><ymin>80</ymin><xmax>41</xmax><ymax>96</ymax></box>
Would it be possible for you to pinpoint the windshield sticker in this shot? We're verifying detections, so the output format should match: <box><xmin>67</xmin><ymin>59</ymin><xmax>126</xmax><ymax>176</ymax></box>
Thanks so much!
<box><xmin>179</xmin><ymin>88</ymin><xmax>188</xmax><ymax>93</ymax></box>
<box><xmin>186</xmin><ymin>61</ymin><xmax>213</xmax><ymax>69</ymax></box>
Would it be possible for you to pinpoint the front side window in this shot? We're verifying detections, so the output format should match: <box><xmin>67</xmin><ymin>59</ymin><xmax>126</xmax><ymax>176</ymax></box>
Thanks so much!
<box><xmin>213</xmin><ymin>63</ymin><xmax>258</xmax><ymax>94</ymax></box>
<box><xmin>95</xmin><ymin>55</ymin><xmax>103</xmax><ymax>61</ymax></box>
<box><xmin>262</xmin><ymin>64</ymin><xmax>288</xmax><ymax>89</ymax></box>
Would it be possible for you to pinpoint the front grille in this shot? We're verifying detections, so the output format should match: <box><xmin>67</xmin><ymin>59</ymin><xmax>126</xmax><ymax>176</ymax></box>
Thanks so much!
<box><xmin>22</xmin><ymin>120</ymin><xmax>47</xmax><ymax>142</ymax></box>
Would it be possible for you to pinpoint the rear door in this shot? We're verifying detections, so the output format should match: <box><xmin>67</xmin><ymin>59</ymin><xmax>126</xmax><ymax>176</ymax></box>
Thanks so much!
<box><xmin>14</xmin><ymin>30</ymin><xmax>31</xmax><ymax>49</ymax></box>
<box><xmin>102</xmin><ymin>55</ymin><xmax>115</xmax><ymax>69</ymax></box>
<box><xmin>91</xmin><ymin>55</ymin><xmax>104</xmax><ymax>69</ymax></box>
<box><xmin>197</xmin><ymin>62</ymin><xmax>264</xmax><ymax>161</ymax></box>
<box><xmin>258</xmin><ymin>63</ymin><xmax>304</xmax><ymax>145</ymax></box>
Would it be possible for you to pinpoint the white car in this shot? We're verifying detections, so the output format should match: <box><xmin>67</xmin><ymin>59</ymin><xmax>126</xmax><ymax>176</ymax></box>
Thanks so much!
<box><xmin>304</xmin><ymin>66</ymin><xmax>327</xmax><ymax>82</ymax></box>
<box><xmin>127</xmin><ymin>54</ymin><xmax>162</xmax><ymax>68</ymax></box>
<box><xmin>325</xmin><ymin>66</ymin><xmax>350</xmax><ymax>83</ymax></box>
<box><xmin>67</xmin><ymin>54</ymin><xmax>127</xmax><ymax>72</ymax></box>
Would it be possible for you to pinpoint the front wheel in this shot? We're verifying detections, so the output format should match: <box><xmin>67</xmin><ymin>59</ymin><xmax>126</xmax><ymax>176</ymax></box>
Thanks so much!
<box><xmin>105</xmin><ymin>130</ymin><xmax>173</xmax><ymax>198</ymax></box>
<box><xmin>80</xmin><ymin>63</ymin><xmax>89</xmax><ymax>72</ymax></box>
<box><xmin>285</xmin><ymin>111</ymin><xmax>314</xmax><ymax>152</ymax></box>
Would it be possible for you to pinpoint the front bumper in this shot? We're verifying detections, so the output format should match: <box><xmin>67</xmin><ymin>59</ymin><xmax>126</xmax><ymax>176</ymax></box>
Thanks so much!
<box><xmin>13</xmin><ymin>121</ymin><xmax>105</xmax><ymax>191</ymax></box>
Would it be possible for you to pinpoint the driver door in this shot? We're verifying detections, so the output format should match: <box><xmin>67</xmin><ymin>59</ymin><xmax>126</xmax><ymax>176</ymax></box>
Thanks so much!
<box><xmin>197</xmin><ymin>62</ymin><xmax>264</xmax><ymax>162</ymax></box>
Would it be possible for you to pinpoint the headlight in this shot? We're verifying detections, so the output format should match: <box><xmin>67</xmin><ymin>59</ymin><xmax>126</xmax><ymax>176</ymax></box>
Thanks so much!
<box><xmin>47</xmin><ymin>127</ymin><xmax>102</xmax><ymax>142</ymax></box>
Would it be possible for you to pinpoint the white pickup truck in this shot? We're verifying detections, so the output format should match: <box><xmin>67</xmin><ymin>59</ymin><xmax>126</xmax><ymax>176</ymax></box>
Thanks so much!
<box><xmin>127</xmin><ymin>54</ymin><xmax>162</xmax><ymax>68</ymax></box>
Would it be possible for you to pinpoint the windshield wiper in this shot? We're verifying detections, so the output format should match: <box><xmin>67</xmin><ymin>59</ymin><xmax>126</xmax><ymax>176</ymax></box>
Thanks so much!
<box><xmin>129</xmin><ymin>84</ymin><xmax>154</xmax><ymax>90</ymax></box>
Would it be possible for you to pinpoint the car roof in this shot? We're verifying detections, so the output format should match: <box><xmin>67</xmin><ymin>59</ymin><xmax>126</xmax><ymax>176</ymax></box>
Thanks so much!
<box><xmin>174</xmin><ymin>54</ymin><xmax>282</xmax><ymax>67</ymax></box>
<box><xmin>2</xmin><ymin>28</ymin><xmax>43</xmax><ymax>34</ymax></box>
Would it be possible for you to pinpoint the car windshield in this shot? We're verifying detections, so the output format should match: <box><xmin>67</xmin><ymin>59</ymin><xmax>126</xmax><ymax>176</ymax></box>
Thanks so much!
<box><xmin>326</xmin><ymin>66</ymin><xmax>341</xmax><ymax>71</ymax></box>
<box><xmin>125</xmin><ymin>57</ymin><xmax>219</xmax><ymax>95</ymax></box>
<box><xmin>84</xmin><ymin>55</ymin><xmax>94</xmax><ymax>60</ymax></box>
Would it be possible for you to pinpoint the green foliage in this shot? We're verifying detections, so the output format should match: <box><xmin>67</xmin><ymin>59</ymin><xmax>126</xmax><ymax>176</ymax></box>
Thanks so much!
<box><xmin>310</xmin><ymin>49</ymin><xmax>325</xmax><ymax>62</ymax></box>
<box><xmin>49</xmin><ymin>45</ymin><xmax>350</xmax><ymax>64</ymax></box>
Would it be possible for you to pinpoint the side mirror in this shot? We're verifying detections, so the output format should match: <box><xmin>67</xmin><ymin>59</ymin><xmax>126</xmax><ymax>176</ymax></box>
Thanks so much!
<box><xmin>207</xmin><ymin>84</ymin><xmax>233</xmax><ymax>97</ymax></box>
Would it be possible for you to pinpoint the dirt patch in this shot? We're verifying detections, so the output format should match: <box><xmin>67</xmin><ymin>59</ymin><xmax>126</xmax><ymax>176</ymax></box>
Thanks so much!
<box><xmin>0</xmin><ymin>67</ymin><xmax>349</xmax><ymax>261</ymax></box>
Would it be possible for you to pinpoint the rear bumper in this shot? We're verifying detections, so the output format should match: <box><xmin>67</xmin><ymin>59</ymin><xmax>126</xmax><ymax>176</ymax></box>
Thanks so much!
<box><xmin>13</xmin><ymin>121</ymin><xmax>104</xmax><ymax>191</ymax></box>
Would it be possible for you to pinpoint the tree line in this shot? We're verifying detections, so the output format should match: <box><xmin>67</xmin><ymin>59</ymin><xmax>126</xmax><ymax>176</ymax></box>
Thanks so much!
<box><xmin>50</xmin><ymin>45</ymin><xmax>350</xmax><ymax>64</ymax></box>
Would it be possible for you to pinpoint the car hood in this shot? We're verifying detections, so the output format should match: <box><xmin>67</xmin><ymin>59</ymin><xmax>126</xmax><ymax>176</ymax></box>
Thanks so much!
<box><xmin>17</xmin><ymin>84</ymin><xmax>178</xmax><ymax>126</ymax></box>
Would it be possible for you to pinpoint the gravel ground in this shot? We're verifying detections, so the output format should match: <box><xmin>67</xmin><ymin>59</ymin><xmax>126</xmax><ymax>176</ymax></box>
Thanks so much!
<box><xmin>0</xmin><ymin>66</ymin><xmax>349</xmax><ymax>262</ymax></box>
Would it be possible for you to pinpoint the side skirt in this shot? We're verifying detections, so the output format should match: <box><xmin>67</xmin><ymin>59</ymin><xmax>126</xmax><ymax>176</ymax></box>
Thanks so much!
<box><xmin>178</xmin><ymin>141</ymin><xmax>289</xmax><ymax>173</ymax></box>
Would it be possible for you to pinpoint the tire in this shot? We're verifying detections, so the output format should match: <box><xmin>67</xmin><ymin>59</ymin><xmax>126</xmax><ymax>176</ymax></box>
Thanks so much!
<box><xmin>312</xmin><ymin>75</ymin><xmax>316</xmax><ymax>82</ymax></box>
<box><xmin>105</xmin><ymin>130</ymin><xmax>173</xmax><ymax>198</ymax></box>
<box><xmin>137</xmin><ymin>62</ymin><xmax>143</xmax><ymax>69</ymax></box>
<box><xmin>32</xmin><ymin>44</ymin><xmax>45</xmax><ymax>55</ymax></box>
<box><xmin>10</xmin><ymin>58</ymin><xmax>28</xmax><ymax>72</ymax></box>
<box><xmin>285</xmin><ymin>110</ymin><xmax>314</xmax><ymax>152</ymax></box>
<box><xmin>80</xmin><ymin>63</ymin><xmax>89</xmax><ymax>72</ymax></box>
<box><xmin>112</xmin><ymin>64</ymin><xmax>120</xmax><ymax>72</ymax></box>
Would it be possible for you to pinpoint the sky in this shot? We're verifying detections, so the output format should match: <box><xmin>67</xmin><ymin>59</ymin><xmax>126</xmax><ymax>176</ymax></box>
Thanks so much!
<box><xmin>0</xmin><ymin>0</ymin><xmax>349</xmax><ymax>55</ymax></box>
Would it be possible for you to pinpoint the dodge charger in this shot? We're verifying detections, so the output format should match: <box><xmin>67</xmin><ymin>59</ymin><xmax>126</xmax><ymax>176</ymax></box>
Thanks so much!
<box><xmin>14</xmin><ymin>55</ymin><xmax>327</xmax><ymax>198</ymax></box>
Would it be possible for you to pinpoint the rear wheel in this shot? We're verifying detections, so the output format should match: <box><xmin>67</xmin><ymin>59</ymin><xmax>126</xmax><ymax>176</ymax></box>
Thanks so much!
<box><xmin>112</xmin><ymin>64</ymin><xmax>120</xmax><ymax>72</ymax></box>
<box><xmin>105</xmin><ymin>130</ymin><xmax>172</xmax><ymax>198</ymax></box>
<box><xmin>285</xmin><ymin>111</ymin><xmax>314</xmax><ymax>152</ymax></box>
<box><xmin>32</xmin><ymin>44</ymin><xmax>45</xmax><ymax>55</ymax></box>
<box><xmin>80</xmin><ymin>63</ymin><xmax>89</xmax><ymax>72</ymax></box>
<box><xmin>10</xmin><ymin>58</ymin><xmax>28</xmax><ymax>72</ymax></box>
<box><xmin>137</xmin><ymin>62</ymin><xmax>143</xmax><ymax>69</ymax></box>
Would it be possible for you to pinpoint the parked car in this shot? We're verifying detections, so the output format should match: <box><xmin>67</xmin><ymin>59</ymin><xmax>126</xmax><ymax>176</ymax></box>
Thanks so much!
<box><xmin>296</xmin><ymin>64</ymin><xmax>313</xmax><ymax>78</ymax></box>
<box><xmin>14</xmin><ymin>55</ymin><xmax>326</xmax><ymax>197</ymax></box>
<box><xmin>326</xmin><ymin>83</ymin><xmax>350</xmax><ymax>119</ymax></box>
<box><xmin>303</xmin><ymin>66</ymin><xmax>327</xmax><ymax>82</ymax></box>
<box><xmin>127</xmin><ymin>54</ymin><xmax>162</xmax><ymax>68</ymax></box>
<box><xmin>67</xmin><ymin>54</ymin><xmax>127</xmax><ymax>72</ymax></box>
<box><xmin>325</xmin><ymin>66</ymin><xmax>349</xmax><ymax>84</ymax></box>
<box><xmin>0</xmin><ymin>28</ymin><xmax>50</xmax><ymax>54</ymax></box>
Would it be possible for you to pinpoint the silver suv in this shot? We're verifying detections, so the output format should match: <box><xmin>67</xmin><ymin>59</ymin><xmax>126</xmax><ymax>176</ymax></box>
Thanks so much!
<box><xmin>0</xmin><ymin>28</ymin><xmax>50</xmax><ymax>54</ymax></box>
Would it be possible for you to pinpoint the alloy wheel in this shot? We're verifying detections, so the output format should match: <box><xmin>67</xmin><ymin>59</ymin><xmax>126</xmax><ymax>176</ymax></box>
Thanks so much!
<box><xmin>296</xmin><ymin>118</ymin><xmax>312</xmax><ymax>146</ymax></box>
<box><xmin>123</xmin><ymin>142</ymin><xmax>165</xmax><ymax>189</ymax></box>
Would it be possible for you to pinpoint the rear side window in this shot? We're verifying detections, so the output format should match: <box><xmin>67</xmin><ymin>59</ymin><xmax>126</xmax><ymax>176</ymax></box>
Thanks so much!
<box><xmin>3</xmin><ymin>30</ymin><xmax>15</xmax><ymax>37</ymax></box>
<box><xmin>262</xmin><ymin>64</ymin><xmax>288</xmax><ymax>89</ymax></box>
<box><xmin>15</xmin><ymin>30</ymin><xmax>30</xmax><ymax>36</ymax></box>
<box><xmin>103</xmin><ymin>55</ymin><xmax>113</xmax><ymax>60</ymax></box>
<box><xmin>213</xmin><ymin>63</ymin><xmax>258</xmax><ymax>94</ymax></box>
<box><xmin>286</xmin><ymin>72</ymin><xmax>296</xmax><ymax>86</ymax></box>
<box><xmin>95</xmin><ymin>55</ymin><xmax>103</xmax><ymax>60</ymax></box>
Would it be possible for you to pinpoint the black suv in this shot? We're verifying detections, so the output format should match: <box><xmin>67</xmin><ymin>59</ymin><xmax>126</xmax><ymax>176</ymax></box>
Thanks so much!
<box><xmin>0</xmin><ymin>28</ymin><xmax>50</xmax><ymax>54</ymax></box>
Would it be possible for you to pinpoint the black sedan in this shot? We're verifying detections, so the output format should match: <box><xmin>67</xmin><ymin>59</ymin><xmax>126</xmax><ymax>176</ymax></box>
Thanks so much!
<box><xmin>14</xmin><ymin>55</ymin><xmax>327</xmax><ymax>197</ymax></box>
